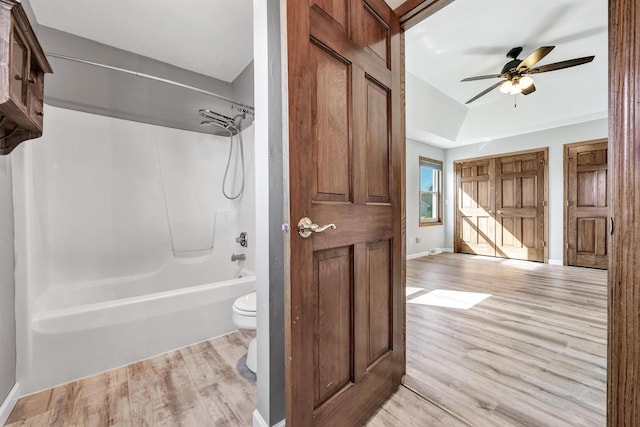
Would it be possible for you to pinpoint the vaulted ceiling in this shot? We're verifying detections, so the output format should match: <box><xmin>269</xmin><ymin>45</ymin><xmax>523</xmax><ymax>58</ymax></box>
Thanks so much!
<box><xmin>404</xmin><ymin>0</ymin><xmax>607</xmax><ymax>147</ymax></box>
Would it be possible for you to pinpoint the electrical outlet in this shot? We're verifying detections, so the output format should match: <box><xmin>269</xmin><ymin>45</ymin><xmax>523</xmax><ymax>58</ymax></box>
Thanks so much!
<box><xmin>409</xmin><ymin>238</ymin><xmax>414</xmax><ymax>244</ymax></box>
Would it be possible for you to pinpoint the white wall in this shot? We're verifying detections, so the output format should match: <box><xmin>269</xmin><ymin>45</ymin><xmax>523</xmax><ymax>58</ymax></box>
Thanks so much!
<box><xmin>0</xmin><ymin>155</ymin><xmax>15</xmax><ymax>404</ymax></box>
<box><xmin>406</xmin><ymin>72</ymin><xmax>468</xmax><ymax>146</ymax></box>
<box><xmin>444</xmin><ymin>118</ymin><xmax>608</xmax><ymax>263</ymax></box>
<box><xmin>406</xmin><ymin>139</ymin><xmax>446</xmax><ymax>256</ymax></box>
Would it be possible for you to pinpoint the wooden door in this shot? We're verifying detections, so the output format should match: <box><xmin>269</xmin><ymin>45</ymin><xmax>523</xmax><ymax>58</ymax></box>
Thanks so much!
<box><xmin>455</xmin><ymin>159</ymin><xmax>496</xmax><ymax>256</ymax></box>
<box><xmin>495</xmin><ymin>151</ymin><xmax>546</xmax><ymax>262</ymax></box>
<box><xmin>566</xmin><ymin>141</ymin><xmax>608</xmax><ymax>269</ymax></box>
<box><xmin>285</xmin><ymin>0</ymin><xmax>404</xmax><ymax>426</ymax></box>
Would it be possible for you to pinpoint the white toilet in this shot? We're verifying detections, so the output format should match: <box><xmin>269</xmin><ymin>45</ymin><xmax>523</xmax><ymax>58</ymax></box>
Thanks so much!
<box><xmin>232</xmin><ymin>292</ymin><xmax>257</xmax><ymax>373</ymax></box>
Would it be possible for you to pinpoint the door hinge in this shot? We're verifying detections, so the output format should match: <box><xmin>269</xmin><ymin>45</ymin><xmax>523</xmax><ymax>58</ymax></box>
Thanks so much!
<box><xmin>543</xmin><ymin>201</ymin><xmax>547</xmax><ymax>207</ymax></box>
<box><xmin>543</xmin><ymin>241</ymin><xmax>547</xmax><ymax>247</ymax></box>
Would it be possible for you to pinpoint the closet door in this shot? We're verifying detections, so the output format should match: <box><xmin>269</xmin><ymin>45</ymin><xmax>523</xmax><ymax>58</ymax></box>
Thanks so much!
<box><xmin>495</xmin><ymin>151</ymin><xmax>546</xmax><ymax>262</ymax></box>
<box><xmin>455</xmin><ymin>159</ymin><xmax>496</xmax><ymax>256</ymax></box>
<box><xmin>566</xmin><ymin>141</ymin><xmax>608</xmax><ymax>269</ymax></box>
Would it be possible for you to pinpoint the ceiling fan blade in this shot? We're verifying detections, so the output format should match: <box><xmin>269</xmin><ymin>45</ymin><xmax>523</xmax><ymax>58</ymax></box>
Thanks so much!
<box><xmin>517</xmin><ymin>46</ymin><xmax>555</xmax><ymax>70</ymax></box>
<box><xmin>461</xmin><ymin>74</ymin><xmax>503</xmax><ymax>82</ymax></box>
<box><xmin>522</xmin><ymin>84</ymin><xmax>536</xmax><ymax>96</ymax></box>
<box><xmin>528</xmin><ymin>56</ymin><xmax>595</xmax><ymax>74</ymax></box>
<box><xmin>465</xmin><ymin>80</ymin><xmax>507</xmax><ymax>104</ymax></box>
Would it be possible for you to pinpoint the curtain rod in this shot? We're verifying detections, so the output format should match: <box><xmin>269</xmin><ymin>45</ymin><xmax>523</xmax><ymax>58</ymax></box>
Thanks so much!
<box><xmin>45</xmin><ymin>52</ymin><xmax>255</xmax><ymax>116</ymax></box>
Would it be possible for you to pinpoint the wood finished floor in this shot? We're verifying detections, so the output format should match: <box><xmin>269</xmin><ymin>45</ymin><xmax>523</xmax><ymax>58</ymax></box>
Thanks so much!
<box><xmin>5</xmin><ymin>331</ymin><xmax>256</xmax><ymax>426</ymax></box>
<box><xmin>405</xmin><ymin>253</ymin><xmax>607</xmax><ymax>427</ymax></box>
<box><xmin>6</xmin><ymin>253</ymin><xmax>607</xmax><ymax>426</ymax></box>
<box><xmin>5</xmin><ymin>331</ymin><xmax>455</xmax><ymax>427</ymax></box>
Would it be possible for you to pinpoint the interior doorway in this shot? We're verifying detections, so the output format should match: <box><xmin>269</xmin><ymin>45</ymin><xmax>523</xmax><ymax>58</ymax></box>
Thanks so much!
<box><xmin>399</xmin><ymin>0</ymin><xmax>608</xmax><ymax>425</ymax></box>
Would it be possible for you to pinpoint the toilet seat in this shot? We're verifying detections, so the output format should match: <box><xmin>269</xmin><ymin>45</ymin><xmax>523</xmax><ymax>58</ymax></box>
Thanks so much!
<box><xmin>232</xmin><ymin>292</ymin><xmax>257</xmax><ymax>330</ymax></box>
<box><xmin>233</xmin><ymin>292</ymin><xmax>256</xmax><ymax>315</ymax></box>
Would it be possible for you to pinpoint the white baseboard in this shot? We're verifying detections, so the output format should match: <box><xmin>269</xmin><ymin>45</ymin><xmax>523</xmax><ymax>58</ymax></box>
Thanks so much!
<box><xmin>253</xmin><ymin>409</ymin><xmax>285</xmax><ymax>427</ymax></box>
<box><xmin>0</xmin><ymin>383</ymin><xmax>19</xmax><ymax>426</ymax></box>
<box><xmin>407</xmin><ymin>248</ymin><xmax>453</xmax><ymax>260</ymax></box>
<box><xmin>406</xmin><ymin>251</ymin><xmax>431</xmax><ymax>260</ymax></box>
<box><xmin>548</xmin><ymin>259</ymin><xmax>563</xmax><ymax>266</ymax></box>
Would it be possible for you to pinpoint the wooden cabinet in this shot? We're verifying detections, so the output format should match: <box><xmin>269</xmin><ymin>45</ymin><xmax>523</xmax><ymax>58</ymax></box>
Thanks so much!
<box><xmin>0</xmin><ymin>0</ymin><xmax>52</xmax><ymax>155</ymax></box>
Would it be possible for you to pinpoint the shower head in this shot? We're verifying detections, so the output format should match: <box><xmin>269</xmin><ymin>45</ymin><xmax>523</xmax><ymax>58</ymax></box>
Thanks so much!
<box><xmin>199</xmin><ymin>109</ymin><xmax>243</xmax><ymax>136</ymax></box>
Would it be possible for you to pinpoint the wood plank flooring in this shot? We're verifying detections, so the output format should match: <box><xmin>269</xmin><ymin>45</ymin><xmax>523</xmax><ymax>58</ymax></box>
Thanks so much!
<box><xmin>366</xmin><ymin>386</ymin><xmax>466</xmax><ymax>426</ymax></box>
<box><xmin>5</xmin><ymin>331</ymin><xmax>256</xmax><ymax>426</ymax></box>
<box><xmin>6</xmin><ymin>330</ymin><xmax>456</xmax><ymax>427</ymax></box>
<box><xmin>5</xmin><ymin>253</ymin><xmax>607</xmax><ymax>426</ymax></box>
<box><xmin>405</xmin><ymin>253</ymin><xmax>607</xmax><ymax>427</ymax></box>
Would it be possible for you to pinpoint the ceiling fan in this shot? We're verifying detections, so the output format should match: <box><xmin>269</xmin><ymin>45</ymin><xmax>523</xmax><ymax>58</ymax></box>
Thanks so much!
<box><xmin>461</xmin><ymin>46</ymin><xmax>595</xmax><ymax>104</ymax></box>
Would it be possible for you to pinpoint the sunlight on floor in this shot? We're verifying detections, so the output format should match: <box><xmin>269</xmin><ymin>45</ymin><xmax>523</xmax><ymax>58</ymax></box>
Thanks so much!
<box><xmin>408</xmin><ymin>289</ymin><xmax>491</xmax><ymax>310</ymax></box>
<box><xmin>406</xmin><ymin>286</ymin><xmax>424</xmax><ymax>297</ymax></box>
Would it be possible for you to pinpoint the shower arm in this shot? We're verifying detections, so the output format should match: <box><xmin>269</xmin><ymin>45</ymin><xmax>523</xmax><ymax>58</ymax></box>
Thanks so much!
<box><xmin>45</xmin><ymin>52</ymin><xmax>255</xmax><ymax>117</ymax></box>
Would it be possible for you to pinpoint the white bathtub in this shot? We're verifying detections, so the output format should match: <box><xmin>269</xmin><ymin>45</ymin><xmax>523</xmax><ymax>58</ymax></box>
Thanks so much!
<box><xmin>23</xmin><ymin>261</ymin><xmax>255</xmax><ymax>394</ymax></box>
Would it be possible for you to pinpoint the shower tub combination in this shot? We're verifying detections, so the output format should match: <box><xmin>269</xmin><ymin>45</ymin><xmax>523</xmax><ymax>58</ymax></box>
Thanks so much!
<box><xmin>27</xmin><ymin>258</ymin><xmax>255</xmax><ymax>393</ymax></box>
<box><xmin>14</xmin><ymin>105</ymin><xmax>256</xmax><ymax>395</ymax></box>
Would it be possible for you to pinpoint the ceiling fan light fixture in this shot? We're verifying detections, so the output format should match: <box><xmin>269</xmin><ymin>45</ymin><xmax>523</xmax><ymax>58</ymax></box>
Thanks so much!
<box><xmin>509</xmin><ymin>83</ymin><xmax>523</xmax><ymax>95</ymax></box>
<box><xmin>519</xmin><ymin>76</ymin><xmax>534</xmax><ymax>89</ymax></box>
<box><xmin>499</xmin><ymin>80</ymin><xmax>513</xmax><ymax>93</ymax></box>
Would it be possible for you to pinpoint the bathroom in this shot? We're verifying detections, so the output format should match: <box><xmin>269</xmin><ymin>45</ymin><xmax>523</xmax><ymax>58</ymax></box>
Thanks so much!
<box><xmin>0</xmin><ymin>0</ymin><xmax>278</xmax><ymax>425</ymax></box>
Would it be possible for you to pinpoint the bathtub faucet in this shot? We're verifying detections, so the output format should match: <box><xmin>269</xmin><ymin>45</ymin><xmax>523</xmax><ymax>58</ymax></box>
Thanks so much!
<box><xmin>231</xmin><ymin>254</ymin><xmax>246</xmax><ymax>262</ymax></box>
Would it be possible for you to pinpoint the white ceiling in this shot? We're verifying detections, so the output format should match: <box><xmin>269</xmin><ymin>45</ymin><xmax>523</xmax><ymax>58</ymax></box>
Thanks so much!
<box><xmin>405</xmin><ymin>0</ymin><xmax>608</xmax><ymax>147</ymax></box>
<box><xmin>29</xmin><ymin>0</ymin><xmax>254</xmax><ymax>83</ymax></box>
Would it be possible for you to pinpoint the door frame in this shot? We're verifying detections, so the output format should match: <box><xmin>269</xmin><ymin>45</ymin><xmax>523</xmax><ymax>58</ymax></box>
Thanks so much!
<box><xmin>562</xmin><ymin>138</ymin><xmax>608</xmax><ymax>266</ymax></box>
<box><xmin>391</xmin><ymin>0</ymin><xmax>637</xmax><ymax>424</ymax></box>
<box><xmin>452</xmin><ymin>147</ymin><xmax>549</xmax><ymax>262</ymax></box>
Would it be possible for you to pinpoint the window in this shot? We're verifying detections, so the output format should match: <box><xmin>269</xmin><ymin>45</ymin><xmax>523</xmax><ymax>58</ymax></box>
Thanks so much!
<box><xmin>419</xmin><ymin>157</ymin><xmax>443</xmax><ymax>226</ymax></box>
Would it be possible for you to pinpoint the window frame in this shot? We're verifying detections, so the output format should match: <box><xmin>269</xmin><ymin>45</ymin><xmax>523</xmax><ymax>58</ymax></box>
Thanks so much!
<box><xmin>419</xmin><ymin>156</ymin><xmax>443</xmax><ymax>227</ymax></box>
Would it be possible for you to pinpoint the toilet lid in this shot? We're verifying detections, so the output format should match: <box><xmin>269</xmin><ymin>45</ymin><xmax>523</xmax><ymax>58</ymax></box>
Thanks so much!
<box><xmin>233</xmin><ymin>292</ymin><xmax>256</xmax><ymax>313</ymax></box>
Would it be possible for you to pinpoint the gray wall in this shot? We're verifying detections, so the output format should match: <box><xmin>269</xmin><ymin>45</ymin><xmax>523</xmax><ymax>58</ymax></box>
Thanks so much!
<box><xmin>444</xmin><ymin>118</ymin><xmax>608</xmax><ymax>262</ymax></box>
<box><xmin>406</xmin><ymin>139</ymin><xmax>446</xmax><ymax>255</ymax></box>
<box><xmin>0</xmin><ymin>155</ymin><xmax>15</xmax><ymax>403</ymax></box>
<box><xmin>232</xmin><ymin>61</ymin><xmax>255</xmax><ymax>107</ymax></box>
<box><xmin>37</xmin><ymin>26</ymin><xmax>253</xmax><ymax>135</ymax></box>
<box><xmin>254</xmin><ymin>0</ymin><xmax>285</xmax><ymax>424</ymax></box>
<box><xmin>266</xmin><ymin>0</ymin><xmax>285</xmax><ymax>421</ymax></box>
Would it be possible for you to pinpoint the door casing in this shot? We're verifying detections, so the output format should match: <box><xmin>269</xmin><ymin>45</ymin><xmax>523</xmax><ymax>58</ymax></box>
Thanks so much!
<box><xmin>388</xmin><ymin>1</ymin><xmax>636</xmax><ymax>425</ymax></box>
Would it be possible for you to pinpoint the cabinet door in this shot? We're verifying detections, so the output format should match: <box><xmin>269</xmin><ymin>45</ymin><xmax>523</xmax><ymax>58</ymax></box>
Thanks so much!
<box><xmin>10</xmin><ymin>23</ymin><xmax>29</xmax><ymax>107</ymax></box>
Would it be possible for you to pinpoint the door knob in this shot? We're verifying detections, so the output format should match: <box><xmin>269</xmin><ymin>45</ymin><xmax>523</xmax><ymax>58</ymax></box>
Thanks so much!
<box><xmin>297</xmin><ymin>217</ymin><xmax>336</xmax><ymax>239</ymax></box>
<box><xmin>497</xmin><ymin>210</ymin><xmax>503</xmax><ymax>215</ymax></box>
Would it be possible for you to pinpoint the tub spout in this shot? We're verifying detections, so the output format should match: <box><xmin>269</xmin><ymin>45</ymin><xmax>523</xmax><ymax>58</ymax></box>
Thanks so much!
<box><xmin>231</xmin><ymin>254</ymin><xmax>246</xmax><ymax>262</ymax></box>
